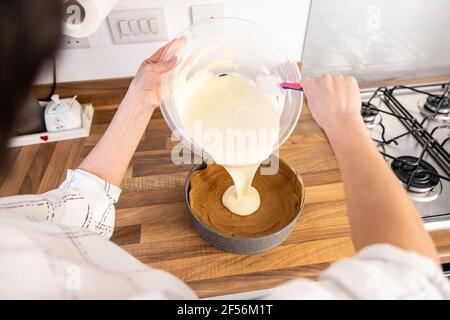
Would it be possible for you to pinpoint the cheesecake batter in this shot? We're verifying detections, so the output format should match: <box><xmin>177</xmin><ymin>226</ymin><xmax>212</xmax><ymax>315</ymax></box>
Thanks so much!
<box><xmin>189</xmin><ymin>163</ymin><xmax>303</xmax><ymax>237</ymax></box>
<box><xmin>177</xmin><ymin>62</ymin><xmax>280</xmax><ymax>216</ymax></box>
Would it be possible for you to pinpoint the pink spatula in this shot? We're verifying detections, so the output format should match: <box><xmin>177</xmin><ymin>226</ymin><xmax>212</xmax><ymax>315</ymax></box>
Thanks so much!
<box><xmin>280</xmin><ymin>82</ymin><xmax>303</xmax><ymax>91</ymax></box>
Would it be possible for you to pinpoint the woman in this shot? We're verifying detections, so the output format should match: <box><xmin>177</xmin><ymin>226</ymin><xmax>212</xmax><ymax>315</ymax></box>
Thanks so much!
<box><xmin>0</xmin><ymin>1</ymin><xmax>449</xmax><ymax>299</ymax></box>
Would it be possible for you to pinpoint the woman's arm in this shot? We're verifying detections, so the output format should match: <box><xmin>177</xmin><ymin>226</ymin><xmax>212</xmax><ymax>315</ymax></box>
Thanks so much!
<box><xmin>302</xmin><ymin>74</ymin><xmax>439</xmax><ymax>265</ymax></box>
<box><xmin>79</xmin><ymin>40</ymin><xmax>179</xmax><ymax>186</ymax></box>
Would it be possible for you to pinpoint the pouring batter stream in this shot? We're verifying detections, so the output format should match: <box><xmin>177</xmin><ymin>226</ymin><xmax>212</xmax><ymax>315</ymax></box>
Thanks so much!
<box><xmin>179</xmin><ymin>69</ymin><xmax>280</xmax><ymax>216</ymax></box>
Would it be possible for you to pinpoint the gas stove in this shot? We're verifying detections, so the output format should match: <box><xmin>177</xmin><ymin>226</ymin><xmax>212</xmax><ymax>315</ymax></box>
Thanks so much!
<box><xmin>360</xmin><ymin>81</ymin><xmax>450</xmax><ymax>230</ymax></box>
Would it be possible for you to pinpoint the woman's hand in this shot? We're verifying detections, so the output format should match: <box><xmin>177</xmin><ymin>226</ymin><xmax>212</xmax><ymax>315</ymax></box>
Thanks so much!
<box><xmin>126</xmin><ymin>37</ymin><xmax>185</xmax><ymax>110</ymax></box>
<box><xmin>79</xmin><ymin>38</ymin><xmax>186</xmax><ymax>186</ymax></box>
<box><xmin>302</xmin><ymin>74</ymin><xmax>363</xmax><ymax>134</ymax></box>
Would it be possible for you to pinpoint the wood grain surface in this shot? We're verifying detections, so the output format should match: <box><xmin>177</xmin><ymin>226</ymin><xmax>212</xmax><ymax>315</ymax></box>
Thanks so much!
<box><xmin>1</xmin><ymin>75</ymin><xmax>449</xmax><ymax>298</ymax></box>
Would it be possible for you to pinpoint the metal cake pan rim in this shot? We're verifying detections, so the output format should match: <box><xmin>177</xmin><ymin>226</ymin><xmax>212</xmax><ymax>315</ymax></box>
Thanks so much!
<box><xmin>184</xmin><ymin>156</ymin><xmax>306</xmax><ymax>243</ymax></box>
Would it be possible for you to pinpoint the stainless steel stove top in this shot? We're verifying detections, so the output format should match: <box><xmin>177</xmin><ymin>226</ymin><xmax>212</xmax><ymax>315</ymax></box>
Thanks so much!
<box><xmin>360</xmin><ymin>81</ymin><xmax>450</xmax><ymax>230</ymax></box>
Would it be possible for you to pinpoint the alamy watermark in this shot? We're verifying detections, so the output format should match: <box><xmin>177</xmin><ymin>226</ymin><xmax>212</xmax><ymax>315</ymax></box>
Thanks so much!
<box><xmin>63</xmin><ymin>0</ymin><xmax>85</xmax><ymax>26</ymax></box>
<box><xmin>170</xmin><ymin>121</ymin><xmax>280</xmax><ymax>175</ymax></box>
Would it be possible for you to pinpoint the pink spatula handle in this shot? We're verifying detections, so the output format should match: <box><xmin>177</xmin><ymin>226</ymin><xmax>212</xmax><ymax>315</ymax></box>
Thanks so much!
<box><xmin>280</xmin><ymin>82</ymin><xmax>303</xmax><ymax>91</ymax></box>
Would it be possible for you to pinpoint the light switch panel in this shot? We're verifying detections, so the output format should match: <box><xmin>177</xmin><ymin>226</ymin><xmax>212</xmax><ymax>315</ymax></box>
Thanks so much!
<box><xmin>129</xmin><ymin>19</ymin><xmax>140</xmax><ymax>35</ymax></box>
<box><xmin>119</xmin><ymin>20</ymin><xmax>131</xmax><ymax>37</ymax></box>
<box><xmin>149</xmin><ymin>18</ymin><xmax>159</xmax><ymax>34</ymax></box>
<box><xmin>108</xmin><ymin>8</ymin><xmax>168</xmax><ymax>44</ymax></box>
<box><xmin>139</xmin><ymin>19</ymin><xmax>150</xmax><ymax>34</ymax></box>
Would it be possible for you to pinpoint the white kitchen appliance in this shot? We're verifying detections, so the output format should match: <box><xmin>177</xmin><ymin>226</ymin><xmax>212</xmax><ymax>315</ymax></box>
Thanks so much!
<box><xmin>44</xmin><ymin>94</ymin><xmax>82</xmax><ymax>132</ymax></box>
<box><xmin>301</xmin><ymin>0</ymin><xmax>450</xmax><ymax>231</ymax></box>
<box><xmin>360</xmin><ymin>82</ymin><xmax>450</xmax><ymax>230</ymax></box>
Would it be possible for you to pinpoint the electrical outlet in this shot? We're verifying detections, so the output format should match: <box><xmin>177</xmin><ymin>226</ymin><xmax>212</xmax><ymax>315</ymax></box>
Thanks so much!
<box><xmin>191</xmin><ymin>4</ymin><xmax>224</xmax><ymax>24</ymax></box>
<box><xmin>62</xmin><ymin>36</ymin><xmax>91</xmax><ymax>49</ymax></box>
<box><xmin>190</xmin><ymin>4</ymin><xmax>224</xmax><ymax>37</ymax></box>
<box><xmin>108</xmin><ymin>8</ymin><xmax>168</xmax><ymax>44</ymax></box>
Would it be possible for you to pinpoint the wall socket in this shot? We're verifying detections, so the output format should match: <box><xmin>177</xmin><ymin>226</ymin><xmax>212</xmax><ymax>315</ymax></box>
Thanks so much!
<box><xmin>191</xmin><ymin>4</ymin><xmax>224</xmax><ymax>24</ymax></box>
<box><xmin>62</xmin><ymin>36</ymin><xmax>91</xmax><ymax>49</ymax></box>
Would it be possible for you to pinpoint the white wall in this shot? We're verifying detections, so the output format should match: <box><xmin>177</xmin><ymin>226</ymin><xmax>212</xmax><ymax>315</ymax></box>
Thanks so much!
<box><xmin>35</xmin><ymin>0</ymin><xmax>311</xmax><ymax>84</ymax></box>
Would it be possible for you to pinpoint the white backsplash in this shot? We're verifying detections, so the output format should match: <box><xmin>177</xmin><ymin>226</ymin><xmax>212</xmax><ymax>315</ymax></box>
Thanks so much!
<box><xmin>35</xmin><ymin>0</ymin><xmax>311</xmax><ymax>84</ymax></box>
<box><xmin>301</xmin><ymin>0</ymin><xmax>450</xmax><ymax>82</ymax></box>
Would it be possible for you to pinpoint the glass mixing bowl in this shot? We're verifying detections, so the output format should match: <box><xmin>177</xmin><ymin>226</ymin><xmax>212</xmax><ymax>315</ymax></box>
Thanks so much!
<box><xmin>160</xmin><ymin>17</ymin><xmax>302</xmax><ymax>159</ymax></box>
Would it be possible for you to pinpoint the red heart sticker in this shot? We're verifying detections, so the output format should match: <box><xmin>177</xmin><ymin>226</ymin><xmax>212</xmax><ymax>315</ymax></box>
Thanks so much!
<box><xmin>40</xmin><ymin>135</ymin><xmax>49</xmax><ymax>141</ymax></box>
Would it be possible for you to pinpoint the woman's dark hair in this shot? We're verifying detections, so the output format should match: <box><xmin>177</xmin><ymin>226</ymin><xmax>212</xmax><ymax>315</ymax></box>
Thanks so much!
<box><xmin>0</xmin><ymin>0</ymin><xmax>62</xmax><ymax>172</ymax></box>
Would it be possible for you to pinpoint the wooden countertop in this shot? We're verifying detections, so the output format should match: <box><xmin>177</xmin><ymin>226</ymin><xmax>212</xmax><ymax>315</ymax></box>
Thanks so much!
<box><xmin>1</xmin><ymin>75</ymin><xmax>449</xmax><ymax>298</ymax></box>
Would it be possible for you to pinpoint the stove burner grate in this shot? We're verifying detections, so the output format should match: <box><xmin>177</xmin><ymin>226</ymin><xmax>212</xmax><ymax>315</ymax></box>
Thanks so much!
<box><xmin>361</xmin><ymin>102</ymin><xmax>379</xmax><ymax>122</ymax></box>
<box><xmin>391</xmin><ymin>156</ymin><xmax>440</xmax><ymax>193</ymax></box>
<box><xmin>361</xmin><ymin>102</ymin><xmax>382</xmax><ymax>129</ymax></box>
<box><xmin>424</xmin><ymin>95</ymin><xmax>450</xmax><ymax>114</ymax></box>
